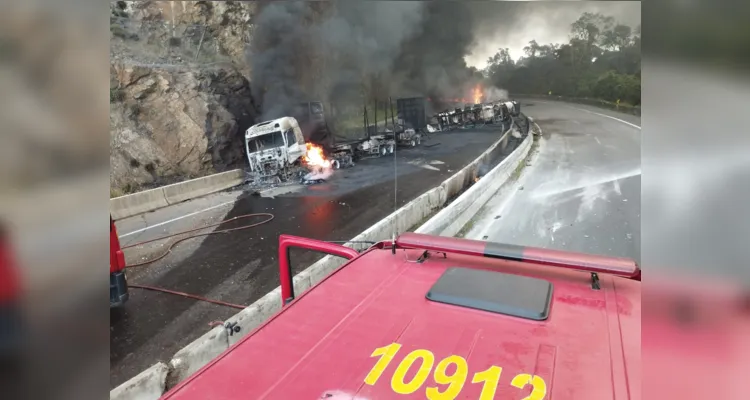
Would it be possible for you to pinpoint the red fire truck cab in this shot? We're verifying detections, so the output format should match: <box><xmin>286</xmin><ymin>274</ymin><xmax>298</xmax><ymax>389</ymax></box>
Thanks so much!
<box><xmin>110</xmin><ymin>216</ymin><xmax>129</xmax><ymax>307</ymax></box>
<box><xmin>0</xmin><ymin>221</ymin><xmax>22</xmax><ymax>361</ymax></box>
<box><xmin>162</xmin><ymin>233</ymin><xmax>641</xmax><ymax>399</ymax></box>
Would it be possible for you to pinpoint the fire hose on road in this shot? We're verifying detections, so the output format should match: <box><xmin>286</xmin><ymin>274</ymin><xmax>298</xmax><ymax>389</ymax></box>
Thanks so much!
<box><xmin>122</xmin><ymin>213</ymin><xmax>275</xmax><ymax>310</ymax></box>
<box><xmin>120</xmin><ymin>213</ymin><xmax>377</xmax><ymax>311</ymax></box>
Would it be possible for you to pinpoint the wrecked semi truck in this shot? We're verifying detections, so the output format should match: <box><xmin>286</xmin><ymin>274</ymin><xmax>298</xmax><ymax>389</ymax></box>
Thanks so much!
<box><xmin>491</xmin><ymin>100</ymin><xmax>519</xmax><ymax>123</ymax></box>
<box><xmin>244</xmin><ymin>117</ymin><xmax>308</xmax><ymax>184</ymax></box>
<box><xmin>244</xmin><ymin>101</ymin><xmax>400</xmax><ymax>185</ymax></box>
<box><xmin>382</xmin><ymin>97</ymin><xmax>421</xmax><ymax>147</ymax></box>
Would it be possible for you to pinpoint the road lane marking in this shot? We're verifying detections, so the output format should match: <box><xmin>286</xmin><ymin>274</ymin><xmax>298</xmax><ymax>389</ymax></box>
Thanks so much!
<box><xmin>120</xmin><ymin>199</ymin><xmax>236</xmax><ymax>237</ymax></box>
<box><xmin>595</xmin><ymin>137</ymin><xmax>602</xmax><ymax>144</ymax></box>
<box><xmin>529</xmin><ymin>100</ymin><xmax>641</xmax><ymax>129</ymax></box>
<box><xmin>571</xmin><ymin>107</ymin><xmax>641</xmax><ymax>130</ymax></box>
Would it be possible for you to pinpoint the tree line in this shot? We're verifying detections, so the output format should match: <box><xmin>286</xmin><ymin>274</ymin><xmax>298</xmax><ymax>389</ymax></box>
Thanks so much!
<box><xmin>485</xmin><ymin>12</ymin><xmax>641</xmax><ymax>106</ymax></box>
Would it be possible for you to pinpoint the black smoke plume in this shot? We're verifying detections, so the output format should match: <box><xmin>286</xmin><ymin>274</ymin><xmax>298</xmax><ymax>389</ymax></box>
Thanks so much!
<box><xmin>248</xmin><ymin>1</ymin><xmax>489</xmax><ymax>121</ymax></box>
<box><xmin>247</xmin><ymin>1</ymin><xmax>639</xmax><ymax>121</ymax></box>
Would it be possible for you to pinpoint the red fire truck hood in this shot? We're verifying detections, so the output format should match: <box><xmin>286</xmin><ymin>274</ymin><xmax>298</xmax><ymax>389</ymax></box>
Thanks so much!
<box><xmin>163</xmin><ymin>243</ymin><xmax>640</xmax><ymax>400</ymax></box>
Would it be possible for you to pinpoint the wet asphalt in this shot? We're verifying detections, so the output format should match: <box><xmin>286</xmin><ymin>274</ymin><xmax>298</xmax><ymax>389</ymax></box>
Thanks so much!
<box><xmin>109</xmin><ymin>121</ymin><xmax>520</xmax><ymax>388</ymax></box>
<box><xmin>465</xmin><ymin>100</ymin><xmax>641</xmax><ymax>262</ymax></box>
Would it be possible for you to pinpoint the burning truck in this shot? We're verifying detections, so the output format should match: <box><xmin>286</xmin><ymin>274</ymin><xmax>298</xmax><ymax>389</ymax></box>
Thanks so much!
<box><xmin>245</xmin><ymin>99</ymin><xmax>423</xmax><ymax>186</ymax></box>
<box><xmin>244</xmin><ymin>116</ymin><xmax>310</xmax><ymax>184</ymax></box>
<box><xmin>244</xmin><ymin>115</ymin><xmax>339</xmax><ymax>185</ymax></box>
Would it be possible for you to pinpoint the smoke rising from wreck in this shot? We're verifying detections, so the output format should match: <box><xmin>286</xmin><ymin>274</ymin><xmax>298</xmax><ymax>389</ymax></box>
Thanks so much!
<box><xmin>248</xmin><ymin>1</ymin><xmax>497</xmax><ymax>121</ymax></box>
<box><xmin>248</xmin><ymin>1</ymin><xmax>641</xmax><ymax>120</ymax></box>
<box><xmin>484</xmin><ymin>87</ymin><xmax>510</xmax><ymax>103</ymax></box>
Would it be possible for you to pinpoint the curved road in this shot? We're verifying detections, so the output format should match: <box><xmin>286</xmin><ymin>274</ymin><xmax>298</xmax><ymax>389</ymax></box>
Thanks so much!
<box><xmin>465</xmin><ymin>100</ymin><xmax>641</xmax><ymax>262</ymax></box>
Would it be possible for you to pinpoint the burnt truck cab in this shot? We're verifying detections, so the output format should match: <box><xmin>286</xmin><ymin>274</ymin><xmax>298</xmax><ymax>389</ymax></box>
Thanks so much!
<box><xmin>110</xmin><ymin>216</ymin><xmax>128</xmax><ymax>308</ymax></box>
<box><xmin>162</xmin><ymin>233</ymin><xmax>641</xmax><ymax>400</ymax></box>
<box><xmin>244</xmin><ymin>117</ymin><xmax>307</xmax><ymax>182</ymax></box>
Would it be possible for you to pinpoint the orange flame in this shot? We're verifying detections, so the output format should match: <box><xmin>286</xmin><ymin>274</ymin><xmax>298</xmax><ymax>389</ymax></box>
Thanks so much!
<box><xmin>473</xmin><ymin>85</ymin><xmax>483</xmax><ymax>104</ymax></box>
<box><xmin>303</xmin><ymin>143</ymin><xmax>331</xmax><ymax>169</ymax></box>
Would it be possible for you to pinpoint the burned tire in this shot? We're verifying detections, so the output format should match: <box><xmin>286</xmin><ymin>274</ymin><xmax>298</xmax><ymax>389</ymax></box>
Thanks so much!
<box><xmin>387</xmin><ymin>144</ymin><xmax>394</xmax><ymax>154</ymax></box>
<box><xmin>410</xmin><ymin>139</ymin><xmax>416</xmax><ymax>147</ymax></box>
<box><xmin>332</xmin><ymin>160</ymin><xmax>341</xmax><ymax>170</ymax></box>
<box><xmin>379</xmin><ymin>146</ymin><xmax>387</xmax><ymax>157</ymax></box>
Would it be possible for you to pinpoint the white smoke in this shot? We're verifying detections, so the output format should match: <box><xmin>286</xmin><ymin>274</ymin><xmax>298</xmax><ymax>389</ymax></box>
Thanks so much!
<box><xmin>484</xmin><ymin>86</ymin><xmax>509</xmax><ymax>102</ymax></box>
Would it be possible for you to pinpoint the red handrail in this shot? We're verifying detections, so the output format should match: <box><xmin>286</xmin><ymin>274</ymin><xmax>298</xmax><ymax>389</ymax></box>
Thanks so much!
<box><xmin>278</xmin><ymin>235</ymin><xmax>361</xmax><ymax>305</ymax></box>
<box><xmin>396</xmin><ymin>233</ymin><xmax>640</xmax><ymax>280</ymax></box>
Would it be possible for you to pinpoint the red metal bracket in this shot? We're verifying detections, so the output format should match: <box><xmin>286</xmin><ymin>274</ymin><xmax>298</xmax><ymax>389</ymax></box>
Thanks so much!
<box><xmin>110</xmin><ymin>216</ymin><xmax>126</xmax><ymax>274</ymax></box>
<box><xmin>278</xmin><ymin>235</ymin><xmax>361</xmax><ymax>306</ymax></box>
<box><xmin>396</xmin><ymin>233</ymin><xmax>641</xmax><ymax>280</ymax></box>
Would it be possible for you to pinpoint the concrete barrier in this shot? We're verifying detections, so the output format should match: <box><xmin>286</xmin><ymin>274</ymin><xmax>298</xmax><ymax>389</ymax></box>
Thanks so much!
<box><xmin>111</xmin><ymin>120</ymin><xmax>530</xmax><ymax>398</ymax></box>
<box><xmin>110</xmin><ymin>169</ymin><xmax>246</xmax><ymax>219</ymax></box>
<box><xmin>110</xmin><ymin>362</ymin><xmax>169</xmax><ymax>400</ymax></box>
<box><xmin>110</xmin><ymin>187</ymin><xmax>169</xmax><ymax>220</ymax></box>
<box><xmin>417</xmin><ymin>132</ymin><xmax>533</xmax><ymax>237</ymax></box>
<box><xmin>162</xmin><ymin>169</ymin><xmax>245</xmax><ymax>205</ymax></box>
<box><xmin>168</xmin><ymin>326</ymin><xmax>229</xmax><ymax>388</ymax></box>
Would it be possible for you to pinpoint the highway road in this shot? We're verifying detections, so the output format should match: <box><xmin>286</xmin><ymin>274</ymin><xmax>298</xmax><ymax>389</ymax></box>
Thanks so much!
<box><xmin>109</xmin><ymin>121</ymin><xmax>523</xmax><ymax>388</ymax></box>
<box><xmin>464</xmin><ymin>100</ymin><xmax>641</xmax><ymax>262</ymax></box>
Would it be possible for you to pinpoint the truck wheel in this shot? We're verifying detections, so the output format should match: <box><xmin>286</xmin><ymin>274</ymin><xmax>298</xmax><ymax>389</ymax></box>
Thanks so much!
<box><xmin>388</xmin><ymin>144</ymin><xmax>394</xmax><ymax>154</ymax></box>
<box><xmin>379</xmin><ymin>146</ymin><xmax>387</xmax><ymax>157</ymax></box>
<box><xmin>416</xmin><ymin>136</ymin><xmax>421</xmax><ymax>145</ymax></box>
<box><xmin>332</xmin><ymin>160</ymin><xmax>340</xmax><ymax>170</ymax></box>
<box><xmin>410</xmin><ymin>139</ymin><xmax>416</xmax><ymax>147</ymax></box>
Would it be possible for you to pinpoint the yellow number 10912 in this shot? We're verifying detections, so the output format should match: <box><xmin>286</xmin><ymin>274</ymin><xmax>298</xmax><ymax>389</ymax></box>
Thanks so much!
<box><xmin>363</xmin><ymin>342</ymin><xmax>547</xmax><ymax>400</ymax></box>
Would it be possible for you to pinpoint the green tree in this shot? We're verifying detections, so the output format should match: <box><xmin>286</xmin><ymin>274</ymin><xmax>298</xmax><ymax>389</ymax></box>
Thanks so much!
<box><xmin>523</xmin><ymin>40</ymin><xmax>541</xmax><ymax>58</ymax></box>
<box><xmin>601</xmin><ymin>24</ymin><xmax>632</xmax><ymax>51</ymax></box>
<box><xmin>486</xmin><ymin>11</ymin><xmax>640</xmax><ymax>105</ymax></box>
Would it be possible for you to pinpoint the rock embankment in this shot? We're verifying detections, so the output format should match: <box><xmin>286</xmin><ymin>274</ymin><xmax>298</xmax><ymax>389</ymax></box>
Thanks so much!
<box><xmin>110</xmin><ymin>1</ymin><xmax>258</xmax><ymax>195</ymax></box>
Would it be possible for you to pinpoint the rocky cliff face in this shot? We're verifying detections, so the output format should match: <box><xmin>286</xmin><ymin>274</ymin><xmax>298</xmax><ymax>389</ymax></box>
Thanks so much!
<box><xmin>110</xmin><ymin>63</ymin><xmax>257</xmax><ymax>194</ymax></box>
<box><xmin>111</xmin><ymin>1</ymin><xmax>255</xmax><ymax>68</ymax></box>
<box><xmin>110</xmin><ymin>1</ymin><xmax>258</xmax><ymax>195</ymax></box>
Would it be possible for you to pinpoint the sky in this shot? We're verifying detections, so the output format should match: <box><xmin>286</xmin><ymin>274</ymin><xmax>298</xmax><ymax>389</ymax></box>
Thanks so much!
<box><xmin>464</xmin><ymin>1</ymin><xmax>642</xmax><ymax>68</ymax></box>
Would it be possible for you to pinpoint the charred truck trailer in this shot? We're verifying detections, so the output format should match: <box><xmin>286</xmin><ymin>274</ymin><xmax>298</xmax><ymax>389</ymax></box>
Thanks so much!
<box><xmin>382</xmin><ymin>97</ymin><xmax>421</xmax><ymax>147</ymax></box>
<box><xmin>497</xmin><ymin>100</ymin><xmax>521</xmax><ymax>118</ymax></box>
<box><xmin>396</xmin><ymin>97</ymin><xmax>427</xmax><ymax>132</ymax></box>
<box><xmin>433</xmin><ymin>99</ymin><xmax>520</xmax><ymax>129</ymax></box>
